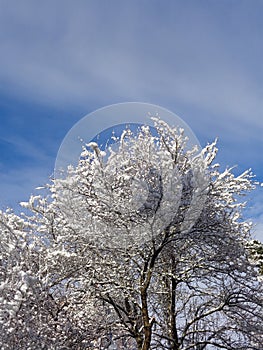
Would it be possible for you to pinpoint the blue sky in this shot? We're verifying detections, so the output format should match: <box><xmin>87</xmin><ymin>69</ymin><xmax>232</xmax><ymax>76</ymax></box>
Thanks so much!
<box><xmin>0</xmin><ymin>0</ymin><xmax>262</xmax><ymax>239</ymax></box>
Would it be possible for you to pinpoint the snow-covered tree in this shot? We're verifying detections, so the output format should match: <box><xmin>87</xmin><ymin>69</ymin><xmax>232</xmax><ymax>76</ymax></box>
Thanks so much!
<box><xmin>246</xmin><ymin>239</ymin><xmax>263</xmax><ymax>276</ymax></box>
<box><xmin>0</xmin><ymin>207</ymin><xmax>92</xmax><ymax>349</ymax></box>
<box><xmin>1</xmin><ymin>118</ymin><xmax>262</xmax><ymax>349</ymax></box>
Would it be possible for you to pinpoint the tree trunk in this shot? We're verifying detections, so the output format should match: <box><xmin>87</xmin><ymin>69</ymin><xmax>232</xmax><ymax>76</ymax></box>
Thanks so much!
<box><xmin>169</xmin><ymin>275</ymin><xmax>180</xmax><ymax>350</ymax></box>
<box><xmin>140</xmin><ymin>286</ymin><xmax>153</xmax><ymax>350</ymax></box>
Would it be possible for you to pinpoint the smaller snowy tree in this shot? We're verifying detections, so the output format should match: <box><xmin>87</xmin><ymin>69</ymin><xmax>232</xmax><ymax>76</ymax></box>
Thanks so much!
<box><xmin>0</xmin><ymin>207</ymin><xmax>95</xmax><ymax>349</ymax></box>
<box><xmin>247</xmin><ymin>239</ymin><xmax>263</xmax><ymax>275</ymax></box>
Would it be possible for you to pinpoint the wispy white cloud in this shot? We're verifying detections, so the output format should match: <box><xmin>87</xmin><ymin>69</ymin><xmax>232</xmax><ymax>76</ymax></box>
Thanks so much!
<box><xmin>0</xmin><ymin>135</ymin><xmax>52</xmax><ymax>164</ymax></box>
<box><xmin>0</xmin><ymin>135</ymin><xmax>55</xmax><ymax>210</ymax></box>
<box><xmin>0</xmin><ymin>0</ymin><xmax>262</xmax><ymax>132</ymax></box>
<box><xmin>0</xmin><ymin>165</ymin><xmax>52</xmax><ymax>210</ymax></box>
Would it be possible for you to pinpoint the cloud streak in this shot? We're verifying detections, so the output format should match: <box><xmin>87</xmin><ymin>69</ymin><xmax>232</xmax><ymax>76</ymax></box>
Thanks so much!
<box><xmin>0</xmin><ymin>1</ymin><xmax>262</xmax><ymax>129</ymax></box>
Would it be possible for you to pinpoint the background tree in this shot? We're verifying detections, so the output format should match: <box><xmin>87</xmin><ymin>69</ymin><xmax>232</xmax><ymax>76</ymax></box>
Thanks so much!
<box><xmin>246</xmin><ymin>239</ymin><xmax>263</xmax><ymax>275</ymax></box>
<box><xmin>0</xmin><ymin>119</ymin><xmax>262</xmax><ymax>349</ymax></box>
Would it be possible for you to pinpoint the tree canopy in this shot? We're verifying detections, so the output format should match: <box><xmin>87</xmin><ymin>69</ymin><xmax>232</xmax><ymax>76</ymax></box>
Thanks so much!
<box><xmin>0</xmin><ymin>119</ymin><xmax>262</xmax><ymax>349</ymax></box>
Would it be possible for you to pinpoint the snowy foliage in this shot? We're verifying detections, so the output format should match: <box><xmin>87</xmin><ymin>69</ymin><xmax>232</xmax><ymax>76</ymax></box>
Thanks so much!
<box><xmin>0</xmin><ymin>119</ymin><xmax>262</xmax><ymax>349</ymax></box>
<box><xmin>246</xmin><ymin>239</ymin><xmax>263</xmax><ymax>276</ymax></box>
